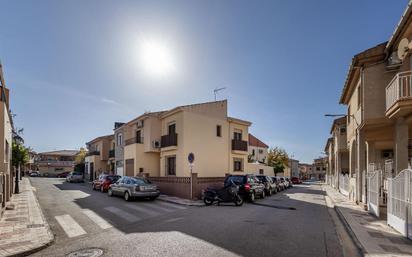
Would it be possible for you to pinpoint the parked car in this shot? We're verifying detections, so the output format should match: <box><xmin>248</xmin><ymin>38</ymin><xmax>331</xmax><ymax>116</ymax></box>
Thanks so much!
<box><xmin>271</xmin><ymin>176</ymin><xmax>284</xmax><ymax>191</ymax></box>
<box><xmin>256</xmin><ymin>175</ymin><xmax>277</xmax><ymax>196</ymax></box>
<box><xmin>57</xmin><ymin>171</ymin><xmax>70</xmax><ymax>178</ymax></box>
<box><xmin>66</xmin><ymin>172</ymin><xmax>84</xmax><ymax>183</ymax></box>
<box><xmin>280</xmin><ymin>177</ymin><xmax>289</xmax><ymax>189</ymax></box>
<box><xmin>224</xmin><ymin>174</ymin><xmax>265</xmax><ymax>202</ymax></box>
<box><xmin>285</xmin><ymin>177</ymin><xmax>293</xmax><ymax>188</ymax></box>
<box><xmin>29</xmin><ymin>171</ymin><xmax>40</xmax><ymax>177</ymax></box>
<box><xmin>93</xmin><ymin>174</ymin><xmax>121</xmax><ymax>192</ymax></box>
<box><xmin>291</xmin><ymin>177</ymin><xmax>302</xmax><ymax>184</ymax></box>
<box><xmin>108</xmin><ymin>176</ymin><xmax>160</xmax><ymax>201</ymax></box>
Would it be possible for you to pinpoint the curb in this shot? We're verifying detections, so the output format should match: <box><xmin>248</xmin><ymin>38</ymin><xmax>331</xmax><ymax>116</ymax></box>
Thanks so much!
<box><xmin>321</xmin><ymin>185</ymin><xmax>366</xmax><ymax>256</ymax></box>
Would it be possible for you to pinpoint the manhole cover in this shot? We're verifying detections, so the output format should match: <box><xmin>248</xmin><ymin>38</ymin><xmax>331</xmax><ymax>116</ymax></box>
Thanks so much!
<box><xmin>67</xmin><ymin>248</ymin><xmax>104</xmax><ymax>257</ymax></box>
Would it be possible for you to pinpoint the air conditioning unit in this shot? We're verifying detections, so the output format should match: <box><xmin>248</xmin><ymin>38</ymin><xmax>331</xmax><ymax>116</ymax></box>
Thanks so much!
<box><xmin>382</xmin><ymin>150</ymin><xmax>394</xmax><ymax>159</ymax></box>
<box><xmin>152</xmin><ymin>140</ymin><xmax>160</xmax><ymax>148</ymax></box>
<box><xmin>137</xmin><ymin>120</ymin><xmax>144</xmax><ymax>128</ymax></box>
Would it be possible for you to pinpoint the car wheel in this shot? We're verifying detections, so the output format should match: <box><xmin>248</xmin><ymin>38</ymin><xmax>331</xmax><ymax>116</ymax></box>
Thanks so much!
<box><xmin>250</xmin><ymin>192</ymin><xmax>255</xmax><ymax>202</ymax></box>
<box><xmin>108</xmin><ymin>188</ymin><xmax>113</xmax><ymax>197</ymax></box>
<box><xmin>261</xmin><ymin>190</ymin><xmax>266</xmax><ymax>199</ymax></box>
<box><xmin>204</xmin><ymin>198</ymin><xmax>213</xmax><ymax>206</ymax></box>
<box><xmin>124</xmin><ymin>191</ymin><xmax>131</xmax><ymax>201</ymax></box>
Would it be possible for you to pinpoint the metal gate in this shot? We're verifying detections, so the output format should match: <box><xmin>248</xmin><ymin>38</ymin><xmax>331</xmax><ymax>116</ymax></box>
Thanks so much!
<box><xmin>367</xmin><ymin>170</ymin><xmax>380</xmax><ymax>217</ymax></box>
<box><xmin>339</xmin><ymin>174</ymin><xmax>349</xmax><ymax>196</ymax></box>
<box><xmin>387</xmin><ymin>169</ymin><xmax>412</xmax><ymax>239</ymax></box>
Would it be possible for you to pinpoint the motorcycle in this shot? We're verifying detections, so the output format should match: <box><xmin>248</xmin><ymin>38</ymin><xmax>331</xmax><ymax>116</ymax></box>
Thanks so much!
<box><xmin>203</xmin><ymin>181</ymin><xmax>244</xmax><ymax>206</ymax></box>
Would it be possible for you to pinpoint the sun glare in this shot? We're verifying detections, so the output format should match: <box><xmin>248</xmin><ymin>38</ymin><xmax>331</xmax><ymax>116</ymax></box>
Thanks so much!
<box><xmin>139</xmin><ymin>39</ymin><xmax>175</xmax><ymax>78</ymax></box>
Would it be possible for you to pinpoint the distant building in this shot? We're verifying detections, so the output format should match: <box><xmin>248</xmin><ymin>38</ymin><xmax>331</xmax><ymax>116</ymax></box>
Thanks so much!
<box><xmin>298</xmin><ymin>163</ymin><xmax>313</xmax><ymax>180</ymax></box>
<box><xmin>248</xmin><ymin>134</ymin><xmax>268</xmax><ymax>164</ymax></box>
<box><xmin>289</xmin><ymin>159</ymin><xmax>300</xmax><ymax>178</ymax></box>
<box><xmin>36</xmin><ymin>150</ymin><xmax>78</xmax><ymax>176</ymax></box>
<box><xmin>85</xmin><ymin>135</ymin><xmax>115</xmax><ymax>181</ymax></box>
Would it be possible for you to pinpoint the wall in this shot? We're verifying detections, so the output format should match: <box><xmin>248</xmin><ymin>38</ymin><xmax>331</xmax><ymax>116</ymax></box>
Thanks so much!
<box><xmin>160</xmin><ymin>111</ymin><xmax>184</xmax><ymax>176</ymax></box>
<box><xmin>248</xmin><ymin>145</ymin><xmax>268</xmax><ymax>163</ymax></box>
<box><xmin>229</xmin><ymin>121</ymin><xmax>249</xmax><ymax>173</ymax></box>
<box><xmin>246</xmin><ymin>163</ymin><xmax>273</xmax><ymax>176</ymax></box>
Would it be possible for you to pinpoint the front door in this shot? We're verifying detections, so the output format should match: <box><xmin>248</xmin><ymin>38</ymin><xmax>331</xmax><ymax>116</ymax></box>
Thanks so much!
<box><xmin>89</xmin><ymin>163</ymin><xmax>94</xmax><ymax>181</ymax></box>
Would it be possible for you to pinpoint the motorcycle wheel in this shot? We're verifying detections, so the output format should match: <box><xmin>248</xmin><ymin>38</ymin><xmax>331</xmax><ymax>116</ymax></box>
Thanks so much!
<box><xmin>250</xmin><ymin>192</ymin><xmax>255</xmax><ymax>202</ymax></box>
<box><xmin>204</xmin><ymin>198</ymin><xmax>213</xmax><ymax>206</ymax></box>
<box><xmin>234</xmin><ymin>196</ymin><xmax>244</xmax><ymax>206</ymax></box>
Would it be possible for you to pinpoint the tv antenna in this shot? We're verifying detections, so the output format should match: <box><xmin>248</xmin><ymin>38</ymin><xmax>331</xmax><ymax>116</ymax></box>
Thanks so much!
<box><xmin>213</xmin><ymin>87</ymin><xmax>226</xmax><ymax>101</ymax></box>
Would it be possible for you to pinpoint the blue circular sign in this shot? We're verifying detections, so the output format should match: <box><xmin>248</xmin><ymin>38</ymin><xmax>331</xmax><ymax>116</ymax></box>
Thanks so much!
<box><xmin>188</xmin><ymin>152</ymin><xmax>195</xmax><ymax>163</ymax></box>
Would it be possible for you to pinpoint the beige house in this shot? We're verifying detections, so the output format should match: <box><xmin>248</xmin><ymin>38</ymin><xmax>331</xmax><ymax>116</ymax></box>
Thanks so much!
<box><xmin>0</xmin><ymin>62</ymin><xmax>12</xmax><ymax>215</ymax></box>
<box><xmin>85</xmin><ymin>135</ymin><xmax>115</xmax><ymax>181</ymax></box>
<box><xmin>37</xmin><ymin>150</ymin><xmax>78</xmax><ymax>176</ymax></box>
<box><xmin>298</xmin><ymin>163</ymin><xmax>313</xmax><ymax>180</ymax></box>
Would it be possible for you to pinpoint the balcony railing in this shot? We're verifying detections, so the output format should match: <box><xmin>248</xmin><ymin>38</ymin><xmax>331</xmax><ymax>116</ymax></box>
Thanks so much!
<box><xmin>161</xmin><ymin>134</ymin><xmax>178</xmax><ymax>148</ymax></box>
<box><xmin>36</xmin><ymin>160</ymin><xmax>74</xmax><ymax>167</ymax></box>
<box><xmin>232</xmin><ymin>139</ymin><xmax>248</xmax><ymax>151</ymax></box>
<box><xmin>109</xmin><ymin>149</ymin><xmax>115</xmax><ymax>158</ymax></box>
<box><xmin>386</xmin><ymin>71</ymin><xmax>412</xmax><ymax>110</ymax></box>
<box><xmin>125</xmin><ymin>137</ymin><xmax>144</xmax><ymax>146</ymax></box>
<box><xmin>86</xmin><ymin>151</ymin><xmax>100</xmax><ymax>156</ymax></box>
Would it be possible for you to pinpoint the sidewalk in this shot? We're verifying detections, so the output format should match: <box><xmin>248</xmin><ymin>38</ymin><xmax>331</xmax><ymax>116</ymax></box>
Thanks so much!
<box><xmin>158</xmin><ymin>194</ymin><xmax>204</xmax><ymax>206</ymax></box>
<box><xmin>323</xmin><ymin>184</ymin><xmax>412</xmax><ymax>257</ymax></box>
<box><xmin>0</xmin><ymin>177</ymin><xmax>53</xmax><ymax>257</ymax></box>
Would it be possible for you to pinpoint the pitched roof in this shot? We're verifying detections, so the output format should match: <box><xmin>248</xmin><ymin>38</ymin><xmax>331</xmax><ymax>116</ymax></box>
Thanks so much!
<box><xmin>86</xmin><ymin>134</ymin><xmax>114</xmax><ymax>145</ymax></box>
<box><xmin>330</xmin><ymin>116</ymin><xmax>346</xmax><ymax>134</ymax></box>
<box><xmin>248</xmin><ymin>134</ymin><xmax>269</xmax><ymax>148</ymax></box>
<box><xmin>339</xmin><ymin>42</ymin><xmax>387</xmax><ymax>104</ymax></box>
<box><xmin>38</xmin><ymin>150</ymin><xmax>79</xmax><ymax>156</ymax></box>
<box><xmin>386</xmin><ymin>0</ymin><xmax>412</xmax><ymax>51</ymax></box>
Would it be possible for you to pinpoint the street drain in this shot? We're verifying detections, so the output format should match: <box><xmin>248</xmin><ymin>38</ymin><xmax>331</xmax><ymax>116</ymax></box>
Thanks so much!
<box><xmin>67</xmin><ymin>248</ymin><xmax>104</xmax><ymax>257</ymax></box>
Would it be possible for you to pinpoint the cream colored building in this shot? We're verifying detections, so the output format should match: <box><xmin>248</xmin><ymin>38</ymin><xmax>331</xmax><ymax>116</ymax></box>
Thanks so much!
<box><xmin>0</xmin><ymin>62</ymin><xmax>12</xmax><ymax>214</ymax></box>
<box><xmin>120</xmin><ymin>100</ymin><xmax>251</xmax><ymax>178</ymax></box>
<box><xmin>85</xmin><ymin>135</ymin><xmax>115</xmax><ymax>181</ymax></box>
<box><xmin>37</xmin><ymin>150</ymin><xmax>78</xmax><ymax>176</ymax></box>
<box><xmin>248</xmin><ymin>134</ymin><xmax>268</xmax><ymax>164</ymax></box>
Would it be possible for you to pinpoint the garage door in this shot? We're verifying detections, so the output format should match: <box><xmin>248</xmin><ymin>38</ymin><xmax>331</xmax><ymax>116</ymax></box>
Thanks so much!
<box><xmin>125</xmin><ymin>159</ymin><xmax>134</xmax><ymax>177</ymax></box>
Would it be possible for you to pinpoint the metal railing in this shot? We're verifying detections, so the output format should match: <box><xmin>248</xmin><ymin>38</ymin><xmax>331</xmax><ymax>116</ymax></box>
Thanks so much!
<box><xmin>86</xmin><ymin>151</ymin><xmax>100</xmax><ymax>156</ymax></box>
<box><xmin>125</xmin><ymin>137</ymin><xmax>144</xmax><ymax>146</ymax></box>
<box><xmin>232</xmin><ymin>139</ymin><xmax>248</xmax><ymax>151</ymax></box>
<box><xmin>386</xmin><ymin>71</ymin><xmax>412</xmax><ymax>110</ymax></box>
<box><xmin>367</xmin><ymin>170</ymin><xmax>380</xmax><ymax>217</ymax></box>
<box><xmin>109</xmin><ymin>149</ymin><xmax>115</xmax><ymax>158</ymax></box>
<box><xmin>161</xmin><ymin>134</ymin><xmax>178</xmax><ymax>148</ymax></box>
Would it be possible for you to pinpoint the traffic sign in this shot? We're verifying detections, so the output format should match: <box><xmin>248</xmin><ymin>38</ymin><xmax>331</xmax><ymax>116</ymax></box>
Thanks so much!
<box><xmin>188</xmin><ymin>152</ymin><xmax>195</xmax><ymax>164</ymax></box>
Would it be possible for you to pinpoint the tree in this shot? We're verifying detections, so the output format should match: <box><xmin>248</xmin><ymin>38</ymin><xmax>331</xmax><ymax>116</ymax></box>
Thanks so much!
<box><xmin>12</xmin><ymin>141</ymin><xmax>29</xmax><ymax>193</ymax></box>
<box><xmin>75</xmin><ymin>147</ymin><xmax>87</xmax><ymax>164</ymax></box>
<box><xmin>267</xmin><ymin>147</ymin><xmax>289</xmax><ymax>176</ymax></box>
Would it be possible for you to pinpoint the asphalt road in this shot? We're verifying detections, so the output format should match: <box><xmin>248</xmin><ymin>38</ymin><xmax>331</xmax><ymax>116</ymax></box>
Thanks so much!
<box><xmin>29</xmin><ymin>178</ymin><xmax>360</xmax><ymax>257</ymax></box>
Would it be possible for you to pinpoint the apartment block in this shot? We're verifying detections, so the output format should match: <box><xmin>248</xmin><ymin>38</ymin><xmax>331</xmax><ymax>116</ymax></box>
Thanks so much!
<box><xmin>37</xmin><ymin>150</ymin><xmax>78</xmax><ymax>177</ymax></box>
<box><xmin>85</xmin><ymin>135</ymin><xmax>115</xmax><ymax>181</ymax></box>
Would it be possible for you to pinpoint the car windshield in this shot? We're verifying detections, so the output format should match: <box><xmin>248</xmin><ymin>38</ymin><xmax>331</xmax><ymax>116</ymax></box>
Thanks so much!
<box><xmin>256</xmin><ymin>176</ymin><xmax>266</xmax><ymax>182</ymax></box>
<box><xmin>108</xmin><ymin>176</ymin><xmax>120</xmax><ymax>182</ymax></box>
<box><xmin>131</xmin><ymin>177</ymin><xmax>151</xmax><ymax>185</ymax></box>
<box><xmin>225</xmin><ymin>176</ymin><xmax>245</xmax><ymax>185</ymax></box>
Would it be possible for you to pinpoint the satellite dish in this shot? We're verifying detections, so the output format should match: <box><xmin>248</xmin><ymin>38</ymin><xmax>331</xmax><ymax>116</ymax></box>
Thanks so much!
<box><xmin>397</xmin><ymin>38</ymin><xmax>412</xmax><ymax>60</ymax></box>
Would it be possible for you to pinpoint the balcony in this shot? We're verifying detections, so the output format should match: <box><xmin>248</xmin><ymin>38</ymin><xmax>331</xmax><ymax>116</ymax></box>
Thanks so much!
<box><xmin>232</xmin><ymin>139</ymin><xmax>248</xmax><ymax>152</ymax></box>
<box><xmin>125</xmin><ymin>137</ymin><xmax>144</xmax><ymax>146</ymax></box>
<box><xmin>86</xmin><ymin>151</ymin><xmax>100</xmax><ymax>156</ymax></box>
<box><xmin>161</xmin><ymin>134</ymin><xmax>178</xmax><ymax>148</ymax></box>
<box><xmin>37</xmin><ymin>160</ymin><xmax>74</xmax><ymax>167</ymax></box>
<box><xmin>386</xmin><ymin>71</ymin><xmax>412</xmax><ymax>118</ymax></box>
<box><xmin>109</xmin><ymin>149</ymin><xmax>115</xmax><ymax>158</ymax></box>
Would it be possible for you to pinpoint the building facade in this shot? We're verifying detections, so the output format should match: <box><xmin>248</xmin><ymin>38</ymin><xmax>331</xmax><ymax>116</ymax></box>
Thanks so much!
<box><xmin>248</xmin><ymin>133</ymin><xmax>268</xmax><ymax>164</ymax></box>
<box><xmin>36</xmin><ymin>150</ymin><xmax>78</xmax><ymax>176</ymax></box>
<box><xmin>0</xmin><ymin>62</ymin><xmax>12</xmax><ymax>215</ymax></box>
<box><xmin>85</xmin><ymin>135</ymin><xmax>115</xmax><ymax>181</ymax></box>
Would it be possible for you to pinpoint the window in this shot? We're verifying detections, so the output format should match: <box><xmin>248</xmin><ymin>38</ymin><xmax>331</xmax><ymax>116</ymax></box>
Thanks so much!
<box><xmin>340</xmin><ymin>126</ymin><xmax>346</xmax><ymax>134</ymax></box>
<box><xmin>168</xmin><ymin>123</ymin><xmax>176</xmax><ymax>135</ymax></box>
<box><xmin>233</xmin><ymin>158</ymin><xmax>243</xmax><ymax>171</ymax></box>
<box><xmin>357</xmin><ymin>85</ymin><xmax>362</xmax><ymax>109</ymax></box>
<box><xmin>316</xmin><ymin>167</ymin><xmax>320</xmax><ymax>171</ymax></box>
<box><xmin>166</xmin><ymin>156</ymin><xmax>176</xmax><ymax>176</ymax></box>
<box><xmin>259</xmin><ymin>149</ymin><xmax>264</xmax><ymax>154</ymax></box>
<box><xmin>234</xmin><ymin>131</ymin><xmax>242</xmax><ymax>141</ymax></box>
<box><xmin>252</xmin><ymin>149</ymin><xmax>255</xmax><ymax>156</ymax></box>
<box><xmin>5</xmin><ymin>140</ymin><xmax>9</xmax><ymax>161</ymax></box>
<box><xmin>136</xmin><ymin>130</ymin><xmax>142</xmax><ymax>143</ymax></box>
<box><xmin>117</xmin><ymin>133</ymin><xmax>123</xmax><ymax>146</ymax></box>
<box><xmin>259</xmin><ymin>169</ymin><xmax>264</xmax><ymax>175</ymax></box>
<box><xmin>216</xmin><ymin>125</ymin><xmax>222</xmax><ymax>137</ymax></box>
<box><xmin>347</xmin><ymin>105</ymin><xmax>351</xmax><ymax>124</ymax></box>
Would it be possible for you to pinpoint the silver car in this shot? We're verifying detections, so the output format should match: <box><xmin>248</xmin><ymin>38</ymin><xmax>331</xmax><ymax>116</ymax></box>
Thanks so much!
<box><xmin>108</xmin><ymin>176</ymin><xmax>160</xmax><ymax>201</ymax></box>
<box><xmin>66</xmin><ymin>172</ymin><xmax>84</xmax><ymax>183</ymax></box>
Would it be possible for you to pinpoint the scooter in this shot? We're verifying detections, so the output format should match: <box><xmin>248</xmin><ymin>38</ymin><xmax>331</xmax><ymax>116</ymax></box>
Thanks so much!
<box><xmin>203</xmin><ymin>181</ymin><xmax>244</xmax><ymax>206</ymax></box>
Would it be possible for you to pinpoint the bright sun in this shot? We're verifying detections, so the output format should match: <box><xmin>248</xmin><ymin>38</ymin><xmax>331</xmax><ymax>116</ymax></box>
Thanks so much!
<box><xmin>139</xmin><ymin>39</ymin><xmax>175</xmax><ymax>78</ymax></box>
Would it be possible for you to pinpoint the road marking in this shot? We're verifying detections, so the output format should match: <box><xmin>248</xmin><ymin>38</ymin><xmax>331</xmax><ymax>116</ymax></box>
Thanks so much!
<box><xmin>104</xmin><ymin>206</ymin><xmax>141</xmax><ymax>223</ymax></box>
<box><xmin>125</xmin><ymin>204</ymin><xmax>161</xmax><ymax>217</ymax></box>
<box><xmin>55</xmin><ymin>214</ymin><xmax>86</xmax><ymax>238</ymax></box>
<box><xmin>156</xmin><ymin>201</ymin><xmax>187</xmax><ymax>210</ymax></box>
<box><xmin>82</xmin><ymin>209</ymin><xmax>113</xmax><ymax>229</ymax></box>
<box><xmin>139</xmin><ymin>202</ymin><xmax>174</xmax><ymax>213</ymax></box>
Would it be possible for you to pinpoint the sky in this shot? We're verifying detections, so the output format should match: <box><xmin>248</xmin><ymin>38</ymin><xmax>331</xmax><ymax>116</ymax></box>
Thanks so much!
<box><xmin>0</xmin><ymin>0</ymin><xmax>409</xmax><ymax>163</ymax></box>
